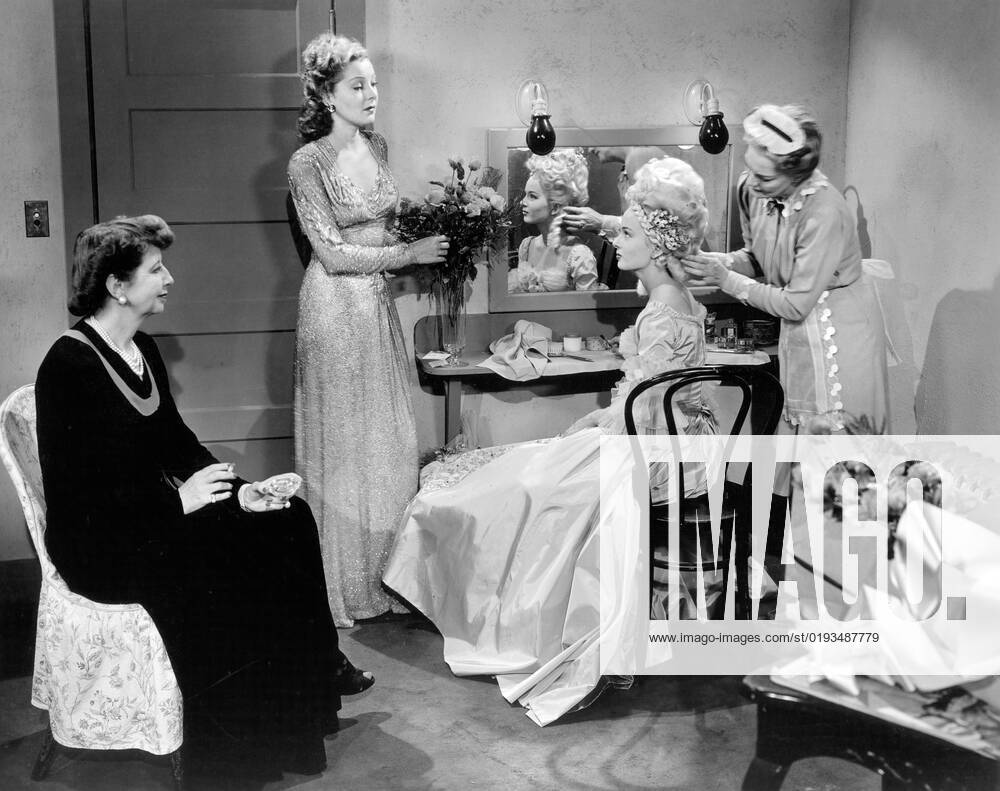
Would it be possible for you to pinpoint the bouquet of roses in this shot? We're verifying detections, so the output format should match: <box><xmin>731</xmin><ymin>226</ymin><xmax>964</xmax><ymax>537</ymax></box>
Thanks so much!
<box><xmin>395</xmin><ymin>157</ymin><xmax>516</xmax><ymax>321</ymax></box>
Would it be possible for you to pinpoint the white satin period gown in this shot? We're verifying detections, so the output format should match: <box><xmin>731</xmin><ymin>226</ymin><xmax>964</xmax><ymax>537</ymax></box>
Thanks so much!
<box><xmin>383</xmin><ymin>299</ymin><xmax>714</xmax><ymax>724</ymax></box>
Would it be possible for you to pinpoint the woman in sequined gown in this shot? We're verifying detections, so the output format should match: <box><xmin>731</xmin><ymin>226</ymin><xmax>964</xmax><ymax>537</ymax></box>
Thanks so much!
<box><xmin>289</xmin><ymin>34</ymin><xmax>448</xmax><ymax>627</ymax></box>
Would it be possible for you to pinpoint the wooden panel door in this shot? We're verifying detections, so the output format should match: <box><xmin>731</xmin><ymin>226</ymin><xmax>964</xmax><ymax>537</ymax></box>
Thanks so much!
<box><xmin>86</xmin><ymin>0</ymin><xmax>342</xmax><ymax>478</ymax></box>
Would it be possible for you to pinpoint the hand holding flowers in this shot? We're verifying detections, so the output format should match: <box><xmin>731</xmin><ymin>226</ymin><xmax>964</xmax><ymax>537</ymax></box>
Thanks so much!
<box><xmin>396</xmin><ymin>156</ymin><xmax>517</xmax><ymax>320</ymax></box>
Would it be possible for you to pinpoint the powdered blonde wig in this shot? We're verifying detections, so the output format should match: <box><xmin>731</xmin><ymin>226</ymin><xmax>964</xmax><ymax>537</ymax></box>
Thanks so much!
<box><xmin>626</xmin><ymin>157</ymin><xmax>709</xmax><ymax>258</ymax></box>
<box><xmin>525</xmin><ymin>148</ymin><xmax>590</xmax><ymax>209</ymax></box>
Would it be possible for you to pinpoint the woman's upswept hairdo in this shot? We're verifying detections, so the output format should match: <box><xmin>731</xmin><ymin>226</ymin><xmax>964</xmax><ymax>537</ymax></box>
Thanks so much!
<box><xmin>69</xmin><ymin>215</ymin><xmax>174</xmax><ymax>317</ymax></box>
<box><xmin>297</xmin><ymin>33</ymin><xmax>368</xmax><ymax>143</ymax></box>
<box><xmin>526</xmin><ymin>148</ymin><xmax>589</xmax><ymax>208</ymax></box>
<box><xmin>743</xmin><ymin>104</ymin><xmax>822</xmax><ymax>185</ymax></box>
<box><xmin>626</xmin><ymin>157</ymin><xmax>709</xmax><ymax>260</ymax></box>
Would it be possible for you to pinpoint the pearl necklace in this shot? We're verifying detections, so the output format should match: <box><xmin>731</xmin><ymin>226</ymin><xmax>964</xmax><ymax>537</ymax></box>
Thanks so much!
<box><xmin>86</xmin><ymin>316</ymin><xmax>145</xmax><ymax>377</ymax></box>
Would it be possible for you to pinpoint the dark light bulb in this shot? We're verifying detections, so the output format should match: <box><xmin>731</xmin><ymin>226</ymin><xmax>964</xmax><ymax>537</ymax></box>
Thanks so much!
<box><xmin>526</xmin><ymin>87</ymin><xmax>556</xmax><ymax>155</ymax></box>
<box><xmin>527</xmin><ymin>113</ymin><xmax>555</xmax><ymax>155</ymax></box>
<box><xmin>698</xmin><ymin>93</ymin><xmax>728</xmax><ymax>155</ymax></box>
<box><xmin>699</xmin><ymin>112</ymin><xmax>728</xmax><ymax>155</ymax></box>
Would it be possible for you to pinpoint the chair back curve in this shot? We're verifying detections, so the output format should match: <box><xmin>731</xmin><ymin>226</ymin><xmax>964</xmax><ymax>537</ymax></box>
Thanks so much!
<box><xmin>0</xmin><ymin>384</ymin><xmax>55</xmax><ymax>579</ymax></box>
<box><xmin>1</xmin><ymin>385</ymin><xmax>149</xmax><ymax>610</ymax></box>
<box><xmin>623</xmin><ymin>364</ymin><xmax>784</xmax><ymax>438</ymax></box>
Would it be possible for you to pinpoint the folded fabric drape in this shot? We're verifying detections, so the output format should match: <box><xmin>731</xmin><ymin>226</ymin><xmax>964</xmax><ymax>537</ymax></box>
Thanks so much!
<box><xmin>479</xmin><ymin>320</ymin><xmax>553</xmax><ymax>381</ymax></box>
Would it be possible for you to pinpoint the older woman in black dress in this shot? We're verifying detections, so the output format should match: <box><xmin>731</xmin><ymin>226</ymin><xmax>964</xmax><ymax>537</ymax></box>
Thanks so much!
<box><xmin>35</xmin><ymin>215</ymin><xmax>370</xmax><ymax>780</ymax></box>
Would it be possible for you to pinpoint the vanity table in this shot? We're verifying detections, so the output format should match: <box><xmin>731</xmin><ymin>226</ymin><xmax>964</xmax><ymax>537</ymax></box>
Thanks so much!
<box><xmin>415</xmin><ymin>310</ymin><xmax>626</xmax><ymax>442</ymax></box>
<box><xmin>415</xmin><ymin>310</ymin><xmax>774</xmax><ymax>442</ymax></box>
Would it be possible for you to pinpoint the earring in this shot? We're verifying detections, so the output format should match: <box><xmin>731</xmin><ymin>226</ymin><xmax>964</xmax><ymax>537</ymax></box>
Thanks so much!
<box><xmin>325</xmin><ymin>102</ymin><xmax>335</xmax><ymax>115</ymax></box>
<box><xmin>117</xmin><ymin>296</ymin><xmax>127</xmax><ymax>306</ymax></box>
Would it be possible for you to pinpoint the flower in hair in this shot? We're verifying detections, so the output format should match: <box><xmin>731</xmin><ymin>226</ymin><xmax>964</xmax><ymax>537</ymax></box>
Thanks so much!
<box><xmin>743</xmin><ymin>105</ymin><xmax>805</xmax><ymax>155</ymax></box>
<box><xmin>635</xmin><ymin>205</ymin><xmax>695</xmax><ymax>259</ymax></box>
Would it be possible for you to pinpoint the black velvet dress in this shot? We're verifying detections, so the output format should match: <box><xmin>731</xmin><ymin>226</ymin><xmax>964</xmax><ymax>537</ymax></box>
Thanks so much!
<box><xmin>35</xmin><ymin>320</ymin><xmax>343</xmax><ymax>777</ymax></box>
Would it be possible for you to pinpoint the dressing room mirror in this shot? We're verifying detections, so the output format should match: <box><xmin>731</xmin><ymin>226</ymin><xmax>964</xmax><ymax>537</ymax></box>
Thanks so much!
<box><xmin>487</xmin><ymin>126</ymin><xmax>739</xmax><ymax>313</ymax></box>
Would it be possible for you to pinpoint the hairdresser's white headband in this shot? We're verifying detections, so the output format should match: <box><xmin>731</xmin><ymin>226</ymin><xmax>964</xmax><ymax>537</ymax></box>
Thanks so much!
<box><xmin>743</xmin><ymin>105</ymin><xmax>805</xmax><ymax>156</ymax></box>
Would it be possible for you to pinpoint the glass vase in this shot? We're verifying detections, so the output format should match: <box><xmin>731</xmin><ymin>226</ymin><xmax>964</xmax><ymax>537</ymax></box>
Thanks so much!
<box><xmin>435</xmin><ymin>283</ymin><xmax>467</xmax><ymax>366</ymax></box>
<box><xmin>441</xmin><ymin>306</ymin><xmax>467</xmax><ymax>366</ymax></box>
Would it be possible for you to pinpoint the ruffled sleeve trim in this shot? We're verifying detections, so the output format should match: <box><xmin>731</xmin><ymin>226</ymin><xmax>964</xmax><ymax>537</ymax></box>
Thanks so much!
<box><xmin>567</xmin><ymin>244</ymin><xmax>606</xmax><ymax>291</ymax></box>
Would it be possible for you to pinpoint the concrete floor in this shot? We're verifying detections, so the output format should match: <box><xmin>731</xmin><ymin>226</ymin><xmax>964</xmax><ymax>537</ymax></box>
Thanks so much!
<box><xmin>0</xmin><ymin>615</ymin><xmax>880</xmax><ymax>790</ymax></box>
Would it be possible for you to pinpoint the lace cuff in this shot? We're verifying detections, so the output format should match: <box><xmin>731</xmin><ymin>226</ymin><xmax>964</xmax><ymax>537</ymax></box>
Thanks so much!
<box><xmin>618</xmin><ymin>326</ymin><xmax>638</xmax><ymax>357</ymax></box>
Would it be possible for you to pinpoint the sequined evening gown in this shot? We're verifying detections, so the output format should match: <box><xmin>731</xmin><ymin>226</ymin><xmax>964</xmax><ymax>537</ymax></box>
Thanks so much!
<box><xmin>288</xmin><ymin>130</ymin><xmax>417</xmax><ymax>627</ymax></box>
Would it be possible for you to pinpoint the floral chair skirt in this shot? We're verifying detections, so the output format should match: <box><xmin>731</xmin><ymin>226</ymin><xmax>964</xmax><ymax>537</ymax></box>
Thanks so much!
<box><xmin>31</xmin><ymin>579</ymin><xmax>183</xmax><ymax>754</ymax></box>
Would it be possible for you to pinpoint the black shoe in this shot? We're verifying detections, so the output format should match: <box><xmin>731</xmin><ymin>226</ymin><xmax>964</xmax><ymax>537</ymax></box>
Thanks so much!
<box><xmin>333</xmin><ymin>659</ymin><xmax>374</xmax><ymax>695</ymax></box>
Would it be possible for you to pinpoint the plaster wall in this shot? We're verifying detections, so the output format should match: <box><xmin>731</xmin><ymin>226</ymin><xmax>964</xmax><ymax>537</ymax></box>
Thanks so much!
<box><xmin>844</xmin><ymin>0</ymin><xmax>1000</xmax><ymax>434</ymax></box>
<box><xmin>0</xmin><ymin>0</ymin><xmax>855</xmax><ymax>560</ymax></box>
<box><xmin>0</xmin><ymin>0</ymin><xmax>67</xmax><ymax>560</ymax></box>
<box><xmin>366</xmin><ymin>0</ymin><xmax>853</xmax><ymax>450</ymax></box>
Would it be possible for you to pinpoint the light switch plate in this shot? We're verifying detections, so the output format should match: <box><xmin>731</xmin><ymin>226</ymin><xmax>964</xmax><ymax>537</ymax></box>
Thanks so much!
<box><xmin>25</xmin><ymin>201</ymin><xmax>49</xmax><ymax>238</ymax></box>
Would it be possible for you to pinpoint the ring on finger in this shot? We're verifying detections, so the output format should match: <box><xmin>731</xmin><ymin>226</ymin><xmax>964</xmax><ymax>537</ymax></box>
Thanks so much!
<box><xmin>210</xmin><ymin>493</ymin><xmax>216</xmax><ymax>504</ymax></box>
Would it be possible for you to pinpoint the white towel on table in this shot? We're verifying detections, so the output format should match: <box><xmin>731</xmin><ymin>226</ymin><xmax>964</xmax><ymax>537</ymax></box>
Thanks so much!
<box><xmin>479</xmin><ymin>320</ymin><xmax>552</xmax><ymax>381</ymax></box>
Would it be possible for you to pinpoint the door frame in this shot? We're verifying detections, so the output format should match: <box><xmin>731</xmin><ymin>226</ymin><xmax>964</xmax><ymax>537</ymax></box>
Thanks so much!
<box><xmin>53</xmin><ymin>0</ymin><xmax>366</xmax><ymax>294</ymax></box>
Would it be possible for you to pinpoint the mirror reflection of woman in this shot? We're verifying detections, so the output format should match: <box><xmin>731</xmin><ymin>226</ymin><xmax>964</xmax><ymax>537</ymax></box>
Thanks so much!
<box><xmin>508</xmin><ymin>149</ymin><xmax>608</xmax><ymax>293</ymax></box>
<box><xmin>385</xmin><ymin>157</ymin><xmax>715</xmax><ymax>726</ymax></box>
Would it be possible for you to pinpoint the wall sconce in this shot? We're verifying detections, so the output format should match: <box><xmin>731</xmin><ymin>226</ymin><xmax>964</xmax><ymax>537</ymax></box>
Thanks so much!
<box><xmin>682</xmin><ymin>79</ymin><xmax>729</xmax><ymax>155</ymax></box>
<box><xmin>515</xmin><ymin>79</ymin><xmax>555</xmax><ymax>155</ymax></box>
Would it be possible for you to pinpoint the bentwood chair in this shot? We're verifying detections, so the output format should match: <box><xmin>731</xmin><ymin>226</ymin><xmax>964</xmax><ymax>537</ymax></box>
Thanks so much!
<box><xmin>0</xmin><ymin>384</ymin><xmax>184</xmax><ymax>789</ymax></box>
<box><xmin>624</xmin><ymin>365</ymin><xmax>784</xmax><ymax>619</ymax></box>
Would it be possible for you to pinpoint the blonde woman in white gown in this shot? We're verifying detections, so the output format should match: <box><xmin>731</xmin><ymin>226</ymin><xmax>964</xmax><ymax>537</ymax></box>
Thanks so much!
<box><xmin>384</xmin><ymin>157</ymin><xmax>714</xmax><ymax>725</ymax></box>
<box><xmin>508</xmin><ymin>148</ymin><xmax>608</xmax><ymax>293</ymax></box>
